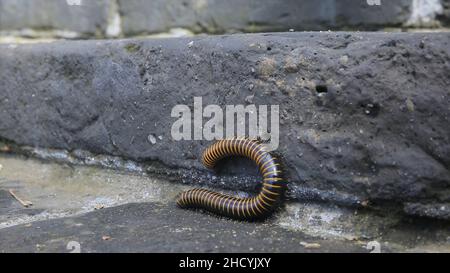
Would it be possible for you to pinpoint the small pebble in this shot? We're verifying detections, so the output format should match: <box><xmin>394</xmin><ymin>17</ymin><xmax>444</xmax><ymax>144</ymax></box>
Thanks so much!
<box><xmin>245</xmin><ymin>95</ymin><xmax>254</xmax><ymax>104</ymax></box>
<box><xmin>0</xmin><ymin>145</ymin><xmax>11</xmax><ymax>152</ymax></box>
<box><xmin>94</xmin><ymin>204</ymin><xmax>105</xmax><ymax>210</ymax></box>
<box><xmin>406</xmin><ymin>98</ymin><xmax>415</xmax><ymax>112</ymax></box>
<box><xmin>148</xmin><ymin>134</ymin><xmax>157</xmax><ymax>144</ymax></box>
<box><xmin>339</xmin><ymin>55</ymin><xmax>349</xmax><ymax>65</ymax></box>
<box><xmin>300</xmin><ymin>242</ymin><xmax>321</xmax><ymax>249</ymax></box>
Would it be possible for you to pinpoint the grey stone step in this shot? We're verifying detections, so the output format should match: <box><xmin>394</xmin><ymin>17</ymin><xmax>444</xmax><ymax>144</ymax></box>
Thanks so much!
<box><xmin>0</xmin><ymin>201</ymin><xmax>370</xmax><ymax>253</ymax></box>
<box><xmin>1</xmin><ymin>154</ymin><xmax>449</xmax><ymax>253</ymax></box>
<box><xmin>0</xmin><ymin>32</ymin><xmax>449</xmax><ymax>220</ymax></box>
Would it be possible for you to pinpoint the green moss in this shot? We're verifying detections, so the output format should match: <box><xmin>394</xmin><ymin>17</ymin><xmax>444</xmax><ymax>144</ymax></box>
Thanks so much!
<box><xmin>124</xmin><ymin>43</ymin><xmax>141</xmax><ymax>53</ymax></box>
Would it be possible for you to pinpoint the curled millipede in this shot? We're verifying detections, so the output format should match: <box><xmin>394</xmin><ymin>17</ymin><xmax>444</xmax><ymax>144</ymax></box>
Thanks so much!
<box><xmin>176</xmin><ymin>138</ymin><xmax>286</xmax><ymax>220</ymax></box>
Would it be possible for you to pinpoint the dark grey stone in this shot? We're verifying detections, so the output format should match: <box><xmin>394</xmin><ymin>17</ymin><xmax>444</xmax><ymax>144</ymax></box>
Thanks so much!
<box><xmin>404</xmin><ymin>202</ymin><xmax>450</xmax><ymax>220</ymax></box>
<box><xmin>0</xmin><ymin>188</ymin><xmax>45</xmax><ymax>223</ymax></box>
<box><xmin>0</xmin><ymin>0</ymin><xmax>111</xmax><ymax>37</ymax></box>
<box><xmin>0</xmin><ymin>202</ymin><xmax>368</xmax><ymax>253</ymax></box>
<box><xmin>0</xmin><ymin>32</ymin><xmax>449</xmax><ymax>220</ymax></box>
<box><xmin>439</xmin><ymin>0</ymin><xmax>450</xmax><ymax>26</ymax></box>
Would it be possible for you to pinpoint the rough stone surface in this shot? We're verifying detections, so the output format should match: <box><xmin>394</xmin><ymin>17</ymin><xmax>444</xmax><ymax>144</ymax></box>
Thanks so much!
<box><xmin>404</xmin><ymin>202</ymin><xmax>449</xmax><ymax>220</ymax></box>
<box><xmin>2</xmin><ymin>155</ymin><xmax>449</xmax><ymax>253</ymax></box>
<box><xmin>0</xmin><ymin>32</ymin><xmax>449</xmax><ymax>220</ymax></box>
<box><xmin>0</xmin><ymin>202</ymin><xmax>376</xmax><ymax>253</ymax></box>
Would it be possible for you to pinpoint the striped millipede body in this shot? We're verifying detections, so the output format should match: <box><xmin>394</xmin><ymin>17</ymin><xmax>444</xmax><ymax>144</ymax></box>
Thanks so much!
<box><xmin>176</xmin><ymin>138</ymin><xmax>286</xmax><ymax>220</ymax></box>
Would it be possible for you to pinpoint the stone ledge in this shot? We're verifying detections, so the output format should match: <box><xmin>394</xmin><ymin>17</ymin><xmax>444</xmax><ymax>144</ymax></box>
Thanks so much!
<box><xmin>0</xmin><ymin>32</ymin><xmax>449</xmax><ymax>220</ymax></box>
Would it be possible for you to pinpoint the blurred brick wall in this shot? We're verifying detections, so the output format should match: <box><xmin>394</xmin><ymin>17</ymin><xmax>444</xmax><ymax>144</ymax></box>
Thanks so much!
<box><xmin>0</xmin><ymin>0</ymin><xmax>448</xmax><ymax>39</ymax></box>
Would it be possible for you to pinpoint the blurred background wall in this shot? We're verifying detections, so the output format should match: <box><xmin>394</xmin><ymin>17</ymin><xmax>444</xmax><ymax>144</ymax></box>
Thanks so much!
<box><xmin>0</xmin><ymin>0</ymin><xmax>449</xmax><ymax>40</ymax></box>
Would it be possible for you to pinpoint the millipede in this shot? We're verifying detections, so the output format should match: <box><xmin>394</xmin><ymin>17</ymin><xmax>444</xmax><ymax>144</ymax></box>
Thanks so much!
<box><xmin>176</xmin><ymin>138</ymin><xmax>286</xmax><ymax>220</ymax></box>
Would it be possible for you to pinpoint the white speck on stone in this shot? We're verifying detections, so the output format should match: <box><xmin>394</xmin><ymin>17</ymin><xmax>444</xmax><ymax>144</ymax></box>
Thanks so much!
<box><xmin>66</xmin><ymin>0</ymin><xmax>82</xmax><ymax>6</ymax></box>
<box><xmin>406</xmin><ymin>98</ymin><xmax>415</xmax><ymax>112</ymax></box>
<box><xmin>245</xmin><ymin>95</ymin><xmax>254</xmax><ymax>104</ymax></box>
<box><xmin>339</xmin><ymin>55</ymin><xmax>349</xmax><ymax>64</ymax></box>
<box><xmin>187</xmin><ymin>41</ymin><xmax>194</xmax><ymax>48</ymax></box>
<box><xmin>147</xmin><ymin>134</ymin><xmax>157</xmax><ymax>144</ymax></box>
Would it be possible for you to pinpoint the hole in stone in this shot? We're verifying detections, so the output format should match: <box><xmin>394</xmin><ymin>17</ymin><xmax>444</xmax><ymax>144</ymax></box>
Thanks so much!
<box><xmin>315</xmin><ymin>85</ymin><xmax>328</xmax><ymax>93</ymax></box>
<box><xmin>267</xmin><ymin>47</ymin><xmax>272</xmax><ymax>51</ymax></box>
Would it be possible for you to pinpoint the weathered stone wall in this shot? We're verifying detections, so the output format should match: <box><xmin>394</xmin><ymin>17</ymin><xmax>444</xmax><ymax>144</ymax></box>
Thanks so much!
<box><xmin>0</xmin><ymin>0</ymin><xmax>448</xmax><ymax>39</ymax></box>
<box><xmin>439</xmin><ymin>0</ymin><xmax>450</xmax><ymax>25</ymax></box>
<box><xmin>0</xmin><ymin>0</ymin><xmax>112</xmax><ymax>38</ymax></box>
<box><xmin>0</xmin><ymin>32</ymin><xmax>449</xmax><ymax>220</ymax></box>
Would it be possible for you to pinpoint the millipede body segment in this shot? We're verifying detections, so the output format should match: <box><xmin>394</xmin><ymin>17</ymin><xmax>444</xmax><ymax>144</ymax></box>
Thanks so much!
<box><xmin>176</xmin><ymin>138</ymin><xmax>286</xmax><ymax>220</ymax></box>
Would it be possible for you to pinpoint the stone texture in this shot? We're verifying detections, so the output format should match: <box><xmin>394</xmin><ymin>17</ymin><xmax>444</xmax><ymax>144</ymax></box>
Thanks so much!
<box><xmin>0</xmin><ymin>0</ymin><xmax>111</xmax><ymax>37</ymax></box>
<box><xmin>0</xmin><ymin>202</ymin><xmax>368</xmax><ymax>253</ymax></box>
<box><xmin>0</xmin><ymin>32</ymin><xmax>449</xmax><ymax>220</ymax></box>
<box><xmin>404</xmin><ymin>202</ymin><xmax>449</xmax><ymax>220</ymax></box>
